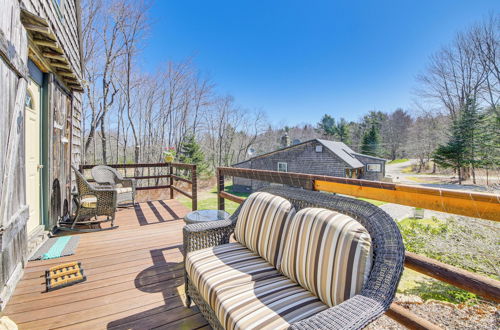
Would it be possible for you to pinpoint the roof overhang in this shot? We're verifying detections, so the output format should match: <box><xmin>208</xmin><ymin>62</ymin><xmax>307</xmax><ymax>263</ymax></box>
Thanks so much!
<box><xmin>20</xmin><ymin>8</ymin><xmax>83</xmax><ymax>92</ymax></box>
<box><xmin>352</xmin><ymin>153</ymin><xmax>387</xmax><ymax>162</ymax></box>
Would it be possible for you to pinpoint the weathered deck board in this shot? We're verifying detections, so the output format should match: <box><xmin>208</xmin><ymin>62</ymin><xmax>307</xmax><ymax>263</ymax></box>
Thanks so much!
<box><xmin>4</xmin><ymin>200</ymin><xmax>208</xmax><ymax>330</ymax></box>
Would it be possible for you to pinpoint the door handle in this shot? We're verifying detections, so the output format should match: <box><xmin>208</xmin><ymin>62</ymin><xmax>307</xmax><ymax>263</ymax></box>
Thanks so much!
<box><xmin>37</xmin><ymin>165</ymin><xmax>44</xmax><ymax>169</ymax></box>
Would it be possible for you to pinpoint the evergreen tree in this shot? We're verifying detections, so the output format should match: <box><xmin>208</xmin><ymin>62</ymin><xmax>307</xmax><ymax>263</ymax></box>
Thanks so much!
<box><xmin>335</xmin><ymin>118</ymin><xmax>350</xmax><ymax>144</ymax></box>
<box><xmin>433</xmin><ymin>138</ymin><xmax>467</xmax><ymax>184</ymax></box>
<box><xmin>317</xmin><ymin>114</ymin><xmax>336</xmax><ymax>138</ymax></box>
<box><xmin>360</xmin><ymin>124</ymin><xmax>380</xmax><ymax>156</ymax></box>
<box><xmin>178</xmin><ymin>135</ymin><xmax>208</xmax><ymax>174</ymax></box>
<box><xmin>433</xmin><ymin>99</ymin><xmax>481</xmax><ymax>184</ymax></box>
<box><xmin>476</xmin><ymin>107</ymin><xmax>500</xmax><ymax>185</ymax></box>
<box><xmin>317</xmin><ymin>115</ymin><xmax>351</xmax><ymax>144</ymax></box>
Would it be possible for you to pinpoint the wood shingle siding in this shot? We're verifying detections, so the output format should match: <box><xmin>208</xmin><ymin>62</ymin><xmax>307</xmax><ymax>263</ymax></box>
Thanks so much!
<box><xmin>232</xmin><ymin>139</ymin><xmax>386</xmax><ymax>192</ymax></box>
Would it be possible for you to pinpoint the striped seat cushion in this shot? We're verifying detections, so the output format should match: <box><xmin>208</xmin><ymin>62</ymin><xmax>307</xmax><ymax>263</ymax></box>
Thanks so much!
<box><xmin>186</xmin><ymin>242</ymin><xmax>328</xmax><ymax>330</ymax></box>
<box><xmin>234</xmin><ymin>192</ymin><xmax>295</xmax><ymax>268</ymax></box>
<box><xmin>280</xmin><ymin>208</ymin><xmax>373</xmax><ymax>307</ymax></box>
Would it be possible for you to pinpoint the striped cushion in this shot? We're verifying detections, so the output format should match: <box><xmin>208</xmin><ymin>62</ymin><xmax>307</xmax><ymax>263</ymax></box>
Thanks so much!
<box><xmin>280</xmin><ymin>208</ymin><xmax>373</xmax><ymax>307</ymax></box>
<box><xmin>234</xmin><ymin>192</ymin><xmax>296</xmax><ymax>268</ymax></box>
<box><xmin>186</xmin><ymin>242</ymin><xmax>328</xmax><ymax>330</ymax></box>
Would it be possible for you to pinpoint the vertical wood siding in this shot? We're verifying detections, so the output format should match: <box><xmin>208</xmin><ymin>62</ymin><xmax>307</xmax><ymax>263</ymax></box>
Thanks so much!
<box><xmin>0</xmin><ymin>0</ymin><xmax>30</xmax><ymax>309</ymax></box>
<box><xmin>0</xmin><ymin>0</ymin><xmax>83</xmax><ymax>308</ymax></box>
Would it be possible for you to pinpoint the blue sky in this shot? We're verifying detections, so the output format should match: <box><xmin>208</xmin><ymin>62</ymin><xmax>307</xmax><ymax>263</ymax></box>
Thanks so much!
<box><xmin>142</xmin><ymin>1</ymin><xmax>499</xmax><ymax>125</ymax></box>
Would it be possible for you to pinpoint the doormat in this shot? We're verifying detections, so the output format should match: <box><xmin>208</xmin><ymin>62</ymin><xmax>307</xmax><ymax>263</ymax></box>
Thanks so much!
<box><xmin>46</xmin><ymin>262</ymin><xmax>86</xmax><ymax>291</ymax></box>
<box><xmin>29</xmin><ymin>236</ymin><xmax>80</xmax><ymax>261</ymax></box>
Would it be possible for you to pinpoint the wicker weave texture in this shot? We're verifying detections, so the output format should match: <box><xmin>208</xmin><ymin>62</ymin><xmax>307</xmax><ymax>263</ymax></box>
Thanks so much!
<box><xmin>183</xmin><ymin>186</ymin><xmax>405</xmax><ymax>330</ymax></box>
<box><xmin>91</xmin><ymin>165</ymin><xmax>136</xmax><ymax>205</ymax></box>
<box><xmin>72</xmin><ymin>166</ymin><xmax>117</xmax><ymax>226</ymax></box>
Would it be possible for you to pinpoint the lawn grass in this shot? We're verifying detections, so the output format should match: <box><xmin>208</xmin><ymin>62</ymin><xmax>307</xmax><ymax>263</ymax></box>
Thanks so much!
<box><xmin>177</xmin><ymin>185</ymin><xmax>249</xmax><ymax>214</ymax></box>
<box><xmin>399</xmin><ymin>217</ymin><xmax>442</xmax><ymax>227</ymax></box>
<box><xmin>388</xmin><ymin>158</ymin><xmax>409</xmax><ymax>164</ymax></box>
<box><xmin>357</xmin><ymin>197</ymin><xmax>386</xmax><ymax>206</ymax></box>
<box><xmin>401</xmin><ymin>165</ymin><xmax>414</xmax><ymax>173</ymax></box>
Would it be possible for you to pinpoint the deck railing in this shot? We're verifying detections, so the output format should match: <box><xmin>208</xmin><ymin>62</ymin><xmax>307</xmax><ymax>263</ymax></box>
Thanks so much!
<box><xmin>79</xmin><ymin>163</ymin><xmax>197</xmax><ymax>211</ymax></box>
<box><xmin>216</xmin><ymin>166</ymin><xmax>500</xmax><ymax>330</ymax></box>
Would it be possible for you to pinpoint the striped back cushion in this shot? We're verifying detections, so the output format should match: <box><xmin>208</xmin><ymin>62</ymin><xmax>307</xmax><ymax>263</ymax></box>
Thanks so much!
<box><xmin>234</xmin><ymin>192</ymin><xmax>296</xmax><ymax>268</ymax></box>
<box><xmin>280</xmin><ymin>208</ymin><xmax>373</xmax><ymax>307</ymax></box>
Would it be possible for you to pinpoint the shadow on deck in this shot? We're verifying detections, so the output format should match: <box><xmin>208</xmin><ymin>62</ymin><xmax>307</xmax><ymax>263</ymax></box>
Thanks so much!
<box><xmin>4</xmin><ymin>200</ymin><xmax>209</xmax><ymax>329</ymax></box>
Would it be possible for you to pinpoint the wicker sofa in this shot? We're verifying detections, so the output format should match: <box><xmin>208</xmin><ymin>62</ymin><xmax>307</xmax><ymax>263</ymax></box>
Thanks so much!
<box><xmin>183</xmin><ymin>186</ymin><xmax>404</xmax><ymax>330</ymax></box>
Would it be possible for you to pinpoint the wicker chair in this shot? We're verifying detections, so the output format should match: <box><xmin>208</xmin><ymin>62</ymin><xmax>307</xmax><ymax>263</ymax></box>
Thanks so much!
<box><xmin>91</xmin><ymin>165</ymin><xmax>136</xmax><ymax>206</ymax></box>
<box><xmin>62</xmin><ymin>166</ymin><xmax>118</xmax><ymax>231</ymax></box>
<box><xmin>183</xmin><ymin>186</ymin><xmax>405</xmax><ymax>330</ymax></box>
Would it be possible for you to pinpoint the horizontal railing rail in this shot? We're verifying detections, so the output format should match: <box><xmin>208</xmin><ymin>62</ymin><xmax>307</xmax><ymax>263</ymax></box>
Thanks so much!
<box><xmin>80</xmin><ymin>163</ymin><xmax>197</xmax><ymax>210</ymax></box>
<box><xmin>217</xmin><ymin>167</ymin><xmax>500</xmax><ymax>221</ymax></box>
<box><xmin>216</xmin><ymin>167</ymin><xmax>500</xmax><ymax>330</ymax></box>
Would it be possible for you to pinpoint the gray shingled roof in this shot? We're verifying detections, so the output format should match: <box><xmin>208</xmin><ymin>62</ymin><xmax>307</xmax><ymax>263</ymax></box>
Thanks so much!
<box><xmin>232</xmin><ymin>138</ymin><xmax>371</xmax><ymax>168</ymax></box>
<box><xmin>316</xmin><ymin>139</ymin><xmax>364</xmax><ymax>168</ymax></box>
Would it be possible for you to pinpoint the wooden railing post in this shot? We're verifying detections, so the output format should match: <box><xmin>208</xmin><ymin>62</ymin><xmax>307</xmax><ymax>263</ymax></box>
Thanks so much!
<box><xmin>169</xmin><ymin>165</ymin><xmax>174</xmax><ymax>199</ymax></box>
<box><xmin>191</xmin><ymin>165</ymin><xmax>197</xmax><ymax>211</ymax></box>
<box><xmin>217</xmin><ymin>169</ymin><xmax>225</xmax><ymax>211</ymax></box>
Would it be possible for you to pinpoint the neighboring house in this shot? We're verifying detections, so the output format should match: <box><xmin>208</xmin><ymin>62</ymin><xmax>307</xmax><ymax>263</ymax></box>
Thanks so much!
<box><xmin>232</xmin><ymin>139</ymin><xmax>386</xmax><ymax>193</ymax></box>
<box><xmin>0</xmin><ymin>0</ymin><xmax>83</xmax><ymax>307</ymax></box>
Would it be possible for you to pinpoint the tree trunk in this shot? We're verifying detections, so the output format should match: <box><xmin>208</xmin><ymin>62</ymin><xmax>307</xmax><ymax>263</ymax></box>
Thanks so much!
<box><xmin>100</xmin><ymin>114</ymin><xmax>107</xmax><ymax>164</ymax></box>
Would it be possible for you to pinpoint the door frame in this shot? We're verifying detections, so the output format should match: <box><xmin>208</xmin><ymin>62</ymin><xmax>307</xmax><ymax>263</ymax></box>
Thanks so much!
<box><xmin>27</xmin><ymin>59</ymin><xmax>49</xmax><ymax>231</ymax></box>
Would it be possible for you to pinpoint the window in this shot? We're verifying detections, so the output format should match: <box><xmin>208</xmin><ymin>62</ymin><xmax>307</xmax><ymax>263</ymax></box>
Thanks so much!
<box><xmin>25</xmin><ymin>91</ymin><xmax>33</xmax><ymax>109</ymax></box>
<box><xmin>315</xmin><ymin>145</ymin><xmax>323</xmax><ymax>152</ymax></box>
<box><xmin>277</xmin><ymin>162</ymin><xmax>288</xmax><ymax>172</ymax></box>
<box><xmin>366</xmin><ymin>163</ymin><xmax>381</xmax><ymax>172</ymax></box>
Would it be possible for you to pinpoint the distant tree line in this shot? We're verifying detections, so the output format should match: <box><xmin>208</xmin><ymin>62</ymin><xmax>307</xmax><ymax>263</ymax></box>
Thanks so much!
<box><xmin>313</xmin><ymin>15</ymin><xmax>499</xmax><ymax>185</ymax></box>
<box><xmin>81</xmin><ymin>0</ymin><xmax>266</xmax><ymax>175</ymax></box>
<box><xmin>81</xmin><ymin>1</ymin><xmax>498</xmax><ymax>185</ymax></box>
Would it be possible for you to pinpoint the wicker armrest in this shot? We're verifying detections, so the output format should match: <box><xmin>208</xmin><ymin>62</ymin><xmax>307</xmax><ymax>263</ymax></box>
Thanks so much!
<box><xmin>183</xmin><ymin>219</ymin><xmax>235</xmax><ymax>254</ymax></box>
<box><xmin>290</xmin><ymin>295</ymin><xmax>385</xmax><ymax>330</ymax></box>
<box><xmin>89</xmin><ymin>188</ymin><xmax>118</xmax><ymax>214</ymax></box>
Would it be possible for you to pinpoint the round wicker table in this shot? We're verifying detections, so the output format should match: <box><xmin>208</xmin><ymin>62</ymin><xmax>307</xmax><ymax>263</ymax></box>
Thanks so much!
<box><xmin>184</xmin><ymin>210</ymin><xmax>230</xmax><ymax>224</ymax></box>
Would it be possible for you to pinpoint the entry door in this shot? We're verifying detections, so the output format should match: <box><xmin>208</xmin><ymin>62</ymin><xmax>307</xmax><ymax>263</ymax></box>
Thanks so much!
<box><xmin>25</xmin><ymin>78</ymin><xmax>42</xmax><ymax>234</ymax></box>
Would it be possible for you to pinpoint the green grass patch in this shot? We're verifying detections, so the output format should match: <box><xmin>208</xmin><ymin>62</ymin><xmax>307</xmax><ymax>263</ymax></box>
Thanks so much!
<box><xmin>388</xmin><ymin>158</ymin><xmax>409</xmax><ymax>164</ymax></box>
<box><xmin>357</xmin><ymin>198</ymin><xmax>386</xmax><ymax>206</ymax></box>
<box><xmin>399</xmin><ymin>217</ymin><xmax>442</xmax><ymax>228</ymax></box>
<box><xmin>178</xmin><ymin>186</ymin><xmax>249</xmax><ymax>215</ymax></box>
<box><xmin>401</xmin><ymin>165</ymin><xmax>414</xmax><ymax>173</ymax></box>
<box><xmin>398</xmin><ymin>268</ymin><xmax>478</xmax><ymax>304</ymax></box>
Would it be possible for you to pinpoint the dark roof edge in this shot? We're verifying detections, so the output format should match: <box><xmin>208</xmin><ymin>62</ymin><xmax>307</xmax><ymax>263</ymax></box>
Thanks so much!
<box><xmin>231</xmin><ymin>139</ymin><xmax>387</xmax><ymax>166</ymax></box>
<box><xmin>352</xmin><ymin>153</ymin><xmax>387</xmax><ymax>161</ymax></box>
<box><xmin>231</xmin><ymin>139</ymin><xmax>317</xmax><ymax>166</ymax></box>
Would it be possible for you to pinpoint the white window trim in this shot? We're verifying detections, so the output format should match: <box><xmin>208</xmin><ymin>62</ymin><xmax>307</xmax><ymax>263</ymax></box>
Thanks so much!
<box><xmin>277</xmin><ymin>162</ymin><xmax>288</xmax><ymax>172</ymax></box>
<box><xmin>366</xmin><ymin>163</ymin><xmax>381</xmax><ymax>172</ymax></box>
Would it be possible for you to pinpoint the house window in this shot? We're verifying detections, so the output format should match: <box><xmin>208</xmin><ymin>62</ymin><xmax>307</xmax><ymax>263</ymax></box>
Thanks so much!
<box><xmin>315</xmin><ymin>145</ymin><xmax>323</xmax><ymax>152</ymax></box>
<box><xmin>277</xmin><ymin>162</ymin><xmax>288</xmax><ymax>172</ymax></box>
<box><xmin>25</xmin><ymin>91</ymin><xmax>34</xmax><ymax>109</ymax></box>
<box><xmin>366</xmin><ymin>163</ymin><xmax>381</xmax><ymax>172</ymax></box>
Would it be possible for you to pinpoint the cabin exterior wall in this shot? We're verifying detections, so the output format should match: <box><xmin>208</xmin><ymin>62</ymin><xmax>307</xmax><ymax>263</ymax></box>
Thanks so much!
<box><xmin>232</xmin><ymin>141</ymin><xmax>351</xmax><ymax>193</ymax></box>
<box><xmin>354</xmin><ymin>154</ymin><xmax>386</xmax><ymax>181</ymax></box>
<box><xmin>0</xmin><ymin>0</ymin><xmax>82</xmax><ymax>309</ymax></box>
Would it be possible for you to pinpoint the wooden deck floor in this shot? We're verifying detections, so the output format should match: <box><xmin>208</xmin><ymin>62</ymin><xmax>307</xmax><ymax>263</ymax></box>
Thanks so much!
<box><xmin>4</xmin><ymin>200</ymin><xmax>210</xmax><ymax>330</ymax></box>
